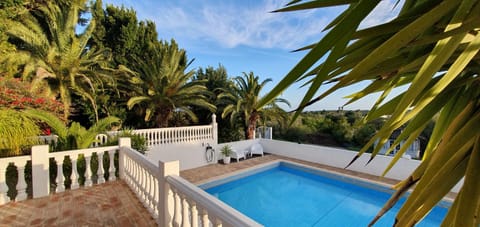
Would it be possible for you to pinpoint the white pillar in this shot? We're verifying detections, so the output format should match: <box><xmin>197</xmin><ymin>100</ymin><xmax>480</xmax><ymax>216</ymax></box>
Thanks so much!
<box><xmin>158</xmin><ymin>160</ymin><xmax>179</xmax><ymax>227</ymax></box>
<box><xmin>211</xmin><ymin>114</ymin><xmax>218</xmax><ymax>145</ymax></box>
<box><xmin>118</xmin><ymin>137</ymin><xmax>132</xmax><ymax>180</ymax></box>
<box><xmin>31</xmin><ymin>145</ymin><xmax>50</xmax><ymax>198</ymax></box>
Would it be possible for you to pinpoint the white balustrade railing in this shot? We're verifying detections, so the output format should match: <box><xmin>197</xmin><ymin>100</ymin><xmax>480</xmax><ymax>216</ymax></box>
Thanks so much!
<box><xmin>255</xmin><ymin>126</ymin><xmax>272</xmax><ymax>140</ymax></box>
<box><xmin>119</xmin><ymin>143</ymin><xmax>161</xmax><ymax>222</ymax></box>
<box><xmin>96</xmin><ymin>115</ymin><xmax>218</xmax><ymax>148</ymax></box>
<box><xmin>0</xmin><ymin>144</ymin><xmax>120</xmax><ymax>205</ymax></box>
<box><xmin>118</xmin><ymin>138</ymin><xmax>262</xmax><ymax>227</ymax></box>
<box><xmin>115</xmin><ymin>125</ymin><xmax>214</xmax><ymax>147</ymax></box>
<box><xmin>37</xmin><ymin>115</ymin><xmax>218</xmax><ymax>150</ymax></box>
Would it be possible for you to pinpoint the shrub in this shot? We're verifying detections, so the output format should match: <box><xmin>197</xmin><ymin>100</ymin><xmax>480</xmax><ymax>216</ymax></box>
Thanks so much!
<box><xmin>105</xmin><ymin>130</ymin><xmax>147</xmax><ymax>154</ymax></box>
<box><xmin>0</xmin><ymin>109</ymin><xmax>41</xmax><ymax>157</ymax></box>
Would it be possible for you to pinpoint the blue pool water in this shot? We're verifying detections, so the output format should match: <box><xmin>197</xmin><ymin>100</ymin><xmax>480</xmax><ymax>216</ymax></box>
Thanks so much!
<box><xmin>201</xmin><ymin>162</ymin><xmax>448</xmax><ymax>227</ymax></box>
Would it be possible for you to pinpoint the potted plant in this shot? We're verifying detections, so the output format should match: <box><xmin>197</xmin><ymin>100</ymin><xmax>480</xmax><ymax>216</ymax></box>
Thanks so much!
<box><xmin>220</xmin><ymin>145</ymin><xmax>233</xmax><ymax>164</ymax></box>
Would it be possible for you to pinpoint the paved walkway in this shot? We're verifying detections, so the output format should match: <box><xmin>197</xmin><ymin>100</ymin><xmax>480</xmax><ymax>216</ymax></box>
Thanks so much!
<box><xmin>0</xmin><ymin>181</ymin><xmax>156</xmax><ymax>227</ymax></box>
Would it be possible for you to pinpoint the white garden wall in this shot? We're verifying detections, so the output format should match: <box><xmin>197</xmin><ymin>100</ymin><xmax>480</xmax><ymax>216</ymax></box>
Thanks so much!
<box><xmin>259</xmin><ymin>139</ymin><xmax>463</xmax><ymax>192</ymax></box>
<box><xmin>147</xmin><ymin>140</ymin><xmax>216</xmax><ymax>171</ymax></box>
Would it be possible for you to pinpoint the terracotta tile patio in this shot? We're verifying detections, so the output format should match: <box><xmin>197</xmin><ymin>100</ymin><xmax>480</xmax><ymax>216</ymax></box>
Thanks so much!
<box><xmin>0</xmin><ymin>154</ymin><xmax>407</xmax><ymax>227</ymax></box>
<box><xmin>0</xmin><ymin>181</ymin><xmax>156</xmax><ymax>227</ymax></box>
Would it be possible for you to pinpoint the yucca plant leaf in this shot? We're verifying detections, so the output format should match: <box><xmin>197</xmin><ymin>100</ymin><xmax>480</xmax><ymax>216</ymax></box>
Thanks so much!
<box><xmin>451</xmin><ymin>136</ymin><xmax>480</xmax><ymax>226</ymax></box>
<box><xmin>268</xmin><ymin>0</ymin><xmax>480</xmax><ymax>225</ymax></box>
<box><xmin>273</xmin><ymin>0</ymin><xmax>356</xmax><ymax>12</ymax></box>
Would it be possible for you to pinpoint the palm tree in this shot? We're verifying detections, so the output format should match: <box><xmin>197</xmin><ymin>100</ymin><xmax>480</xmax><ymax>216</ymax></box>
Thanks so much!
<box><xmin>24</xmin><ymin>109</ymin><xmax>120</xmax><ymax>150</ymax></box>
<box><xmin>3</xmin><ymin>0</ymin><xmax>117</xmax><ymax>121</ymax></box>
<box><xmin>127</xmin><ymin>40</ymin><xmax>216</xmax><ymax>128</ymax></box>
<box><xmin>261</xmin><ymin>1</ymin><xmax>480</xmax><ymax>226</ymax></box>
<box><xmin>220</xmin><ymin>72</ymin><xmax>290</xmax><ymax>139</ymax></box>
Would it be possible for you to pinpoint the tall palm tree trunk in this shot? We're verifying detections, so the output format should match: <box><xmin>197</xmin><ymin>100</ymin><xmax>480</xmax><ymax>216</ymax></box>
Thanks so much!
<box><xmin>59</xmin><ymin>82</ymin><xmax>71</xmax><ymax>120</ymax></box>
<box><xmin>246</xmin><ymin>112</ymin><xmax>259</xmax><ymax>139</ymax></box>
<box><xmin>156</xmin><ymin>108</ymin><xmax>172</xmax><ymax>128</ymax></box>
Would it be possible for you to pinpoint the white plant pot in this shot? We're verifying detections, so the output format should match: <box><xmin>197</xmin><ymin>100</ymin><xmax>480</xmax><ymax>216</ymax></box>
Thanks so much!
<box><xmin>223</xmin><ymin>156</ymin><xmax>231</xmax><ymax>164</ymax></box>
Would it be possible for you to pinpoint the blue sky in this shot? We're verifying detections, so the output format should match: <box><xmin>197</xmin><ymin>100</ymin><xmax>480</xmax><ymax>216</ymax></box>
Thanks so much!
<box><xmin>102</xmin><ymin>0</ymin><xmax>401</xmax><ymax>111</ymax></box>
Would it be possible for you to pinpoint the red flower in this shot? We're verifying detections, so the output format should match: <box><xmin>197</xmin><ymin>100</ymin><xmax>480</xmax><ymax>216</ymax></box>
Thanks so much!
<box><xmin>43</xmin><ymin>128</ymin><xmax>51</xmax><ymax>135</ymax></box>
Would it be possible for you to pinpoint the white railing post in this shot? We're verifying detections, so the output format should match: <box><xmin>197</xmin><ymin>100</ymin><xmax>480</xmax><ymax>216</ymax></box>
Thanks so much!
<box><xmin>118</xmin><ymin>137</ymin><xmax>131</xmax><ymax>180</ymax></box>
<box><xmin>31</xmin><ymin>145</ymin><xmax>49</xmax><ymax>198</ymax></box>
<box><xmin>158</xmin><ymin>160</ymin><xmax>179</xmax><ymax>227</ymax></box>
<box><xmin>211</xmin><ymin>114</ymin><xmax>218</xmax><ymax>145</ymax></box>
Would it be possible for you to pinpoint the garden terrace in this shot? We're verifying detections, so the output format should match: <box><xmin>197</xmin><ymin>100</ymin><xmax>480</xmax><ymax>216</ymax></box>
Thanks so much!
<box><xmin>0</xmin><ymin>121</ymin><xmax>460</xmax><ymax>226</ymax></box>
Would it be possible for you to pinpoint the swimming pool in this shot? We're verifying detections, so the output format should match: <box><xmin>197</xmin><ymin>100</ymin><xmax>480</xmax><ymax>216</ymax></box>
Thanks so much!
<box><xmin>200</xmin><ymin>161</ymin><xmax>449</xmax><ymax>227</ymax></box>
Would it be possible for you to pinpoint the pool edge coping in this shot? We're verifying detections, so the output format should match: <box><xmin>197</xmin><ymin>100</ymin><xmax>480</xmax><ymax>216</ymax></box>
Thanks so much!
<box><xmin>196</xmin><ymin>159</ymin><xmax>454</xmax><ymax>207</ymax></box>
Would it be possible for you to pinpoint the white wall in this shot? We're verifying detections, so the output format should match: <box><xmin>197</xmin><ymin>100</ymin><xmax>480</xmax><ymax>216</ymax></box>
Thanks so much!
<box><xmin>259</xmin><ymin>139</ymin><xmax>463</xmax><ymax>192</ymax></box>
<box><xmin>146</xmin><ymin>139</ymin><xmax>259</xmax><ymax>170</ymax></box>
<box><xmin>147</xmin><ymin>139</ymin><xmax>216</xmax><ymax>171</ymax></box>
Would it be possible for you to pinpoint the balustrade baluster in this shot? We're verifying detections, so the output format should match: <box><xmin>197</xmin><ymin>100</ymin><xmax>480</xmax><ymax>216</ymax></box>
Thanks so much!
<box><xmin>173</xmin><ymin>188</ymin><xmax>182</xmax><ymax>226</ymax></box>
<box><xmin>127</xmin><ymin>157</ymin><xmax>133</xmax><ymax>185</ymax></box>
<box><xmin>108</xmin><ymin>150</ymin><xmax>116</xmax><ymax>180</ymax></box>
<box><xmin>56</xmin><ymin>158</ymin><xmax>64</xmax><ymax>192</ymax></box>
<box><xmin>213</xmin><ymin>217</ymin><xmax>223</xmax><ymax>227</ymax></box>
<box><xmin>151</xmin><ymin>131</ymin><xmax>156</xmax><ymax>146</ymax></box>
<box><xmin>144</xmin><ymin>170</ymin><xmax>149</xmax><ymax>208</ymax></box>
<box><xmin>190</xmin><ymin>200</ymin><xmax>198</xmax><ymax>227</ymax></box>
<box><xmin>15</xmin><ymin>162</ymin><xmax>27</xmax><ymax>201</ymax></box>
<box><xmin>160</xmin><ymin>130</ymin><xmax>164</xmax><ymax>144</ymax></box>
<box><xmin>183</xmin><ymin>129</ymin><xmax>186</xmax><ymax>143</ymax></box>
<box><xmin>149</xmin><ymin>132</ymin><xmax>153</xmax><ymax>146</ymax></box>
<box><xmin>123</xmin><ymin>157</ymin><xmax>129</xmax><ymax>184</ymax></box>
<box><xmin>141</xmin><ymin>168</ymin><xmax>147</xmax><ymax>204</ymax></box>
<box><xmin>84</xmin><ymin>155</ymin><xmax>92</xmax><ymax>187</ymax></box>
<box><xmin>136</xmin><ymin>162</ymin><xmax>141</xmax><ymax>195</ymax></box>
<box><xmin>146</xmin><ymin>173</ymin><xmax>154</xmax><ymax>215</ymax></box>
<box><xmin>98</xmin><ymin>152</ymin><xmax>105</xmax><ymax>184</ymax></box>
<box><xmin>132</xmin><ymin>161</ymin><xmax>137</xmax><ymax>193</ymax></box>
<box><xmin>151</xmin><ymin>174</ymin><xmax>157</xmax><ymax>215</ymax></box>
<box><xmin>153</xmin><ymin>177</ymin><xmax>159</xmax><ymax>217</ymax></box>
<box><xmin>173</xmin><ymin>130</ymin><xmax>177</xmax><ymax>144</ymax></box>
<box><xmin>201</xmin><ymin>208</ymin><xmax>209</xmax><ymax>227</ymax></box>
<box><xmin>128</xmin><ymin>157</ymin><xmax>134</xmax><ymax>186</ymax></box>
<box><xmin>181</xmin><ymin>194</ymin><xmax>191</xmax><ymax>227</ymax></box>
<box><xmin>71</xmin><ymin>158</ymin><xmax>79</xmax><ymax>189</ymax></box>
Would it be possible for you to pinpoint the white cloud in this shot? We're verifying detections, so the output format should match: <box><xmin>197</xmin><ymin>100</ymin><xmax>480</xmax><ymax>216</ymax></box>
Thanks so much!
<box><xmin>360</xmin><ymin>0</ymin><xmax>401</xmax><ymax>28</ymax></box>
<box><xmin>106</xmin><ymin>0</ymin><xmax>402</xmax><ymax>50</ymax></box>
<box><xmin>140</xmin><ymin>0</ymin><xmax>329</xmax><ymax>50</ymax></box>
